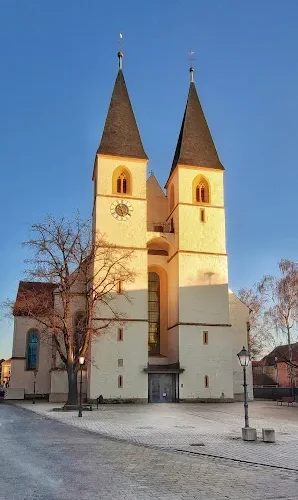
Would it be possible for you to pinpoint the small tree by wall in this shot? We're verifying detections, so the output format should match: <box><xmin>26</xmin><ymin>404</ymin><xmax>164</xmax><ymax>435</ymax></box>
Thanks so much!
<box><xmin>238</xmin><ymin>286</ymin><xmax>270</xmax><ymax>359</ymax></box>
<box><xmin>258</xmin><ymin>259</ymin><xmax>298</xmax><ymax>390</ymax></box>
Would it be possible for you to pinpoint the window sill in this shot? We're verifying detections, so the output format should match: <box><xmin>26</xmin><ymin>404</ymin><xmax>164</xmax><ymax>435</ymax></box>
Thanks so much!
<box><xmin>113</xmin><ymin>193</ymin><xmax>132</xmax><ymax>198</ymax></box>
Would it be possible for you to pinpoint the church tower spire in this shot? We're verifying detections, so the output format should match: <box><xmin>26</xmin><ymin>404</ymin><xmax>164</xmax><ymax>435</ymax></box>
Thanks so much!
<box><xmin>167</xmin><ymin>67</ymin><xmax>223</xmax><ymax>184</ymax></box>
<box><xmin>97</xmin><ymin>53</ymin><xmax>148</xmax><ymax>160</ymax></box>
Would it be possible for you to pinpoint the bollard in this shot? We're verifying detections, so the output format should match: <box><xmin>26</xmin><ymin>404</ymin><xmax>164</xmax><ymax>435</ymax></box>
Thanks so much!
<box><xmin>262</xmin><ymin>428</ymin><xmax>275</xmax><ymax>443</ymax></box>
<box><xmin>242</xmin><ymin>427</ymin><xmax>257</xmax><ymax>441</ymax></box>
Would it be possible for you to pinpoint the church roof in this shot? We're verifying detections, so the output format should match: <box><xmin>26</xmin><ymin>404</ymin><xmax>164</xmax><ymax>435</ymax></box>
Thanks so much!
<box><xmin>146</xmin><ymin>173</ymin><xmax>166</xmax><ymax>198</ymax></box>
<box><xmin>168</xmin><ymin>79</ymin><xmax>224</xmax><ymax>180</ymax></box>
<box><xmin>13</xmin><ymin>281</ymin><xmax>56</xmax><ymax>317</ymax></box>
<box><xmin>97</xmin><ymin>69</ymin><xmax>148</xmax><ymax>160</ymax></box>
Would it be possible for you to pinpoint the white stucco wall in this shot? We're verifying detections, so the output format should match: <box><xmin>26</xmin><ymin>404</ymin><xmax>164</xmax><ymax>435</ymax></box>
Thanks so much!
<box><xmin>179</xmin><ymin>325</ymin><xmax>233</xmax><ymax>399</ymax></box>
<box><xmin>50</xmin><ymin>370</ymin><xmax>87</xmax><ymax>402</ymax></box>
<box><xmin>89</xmin><ymin>322</ymin><xmax>148</xmax><ymax>400</ymax></box>
<box><xmin>91</xmin><ymin>154</ymin><xmax>149</xmax><ymax>400</ymax></box>
<box><xmin>229</xmin><ymin>290</ymin><xmax>253</xmax><ymax>399</ymax></box>
<box><xmin>178</xmin><ymin>253</ymin><xmax>230</xmax><ymax>325</ymax></box>
<box><xmin>10</xmin><ymin>316</ymin><xmax>52</xmax><ymax>395</ymax></box>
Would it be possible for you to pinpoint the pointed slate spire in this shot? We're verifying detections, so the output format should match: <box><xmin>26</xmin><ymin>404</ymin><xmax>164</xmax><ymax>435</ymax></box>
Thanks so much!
<box><xmin>169</xmin><ymin>71</ymin><xmax>224</xmax><ymax>179</ymax></box>
<box><xmin>97</xmin><ymin>54</ymin><xmax>148</xmax><ymax>160</ymax></box>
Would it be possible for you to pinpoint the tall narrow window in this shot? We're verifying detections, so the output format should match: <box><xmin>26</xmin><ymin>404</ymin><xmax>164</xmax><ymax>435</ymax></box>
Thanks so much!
<box><xmin>200</xmin><ymin>209</ymin><xmax>206</xmax><ymax>223</ymax></box>
<box><xmin>118</xmin><ymin>375</ymin><xmax>123</xmax><ymax>388</ymax></box>
<box><xmin>123</xmin><ymin>177</ymin><xmax>127</xmax><ymax>194</ymax></box>
<box><xmin>170</xmin><ymin>217</ymin><xmax>174</xmax><ymax>233</ymax></box>
<box><xmin>116</xmin><ymin>172</ymin><xmax>129</xmax><ymax>194</ymax></box>
<box><xmin>169</xmin><ymin>185</ymin><xmax>174</xmax><ymax>211</ymax></box>
<box><xmin>196</xmin><ymin>183</ymin><xmax>208</xmax><ymax>203</ymax></box>
<box><xmin>118</xmin><ymin>328</ymin><xmax>123</xmax><ymax>341</ymax></box>
<box><xmin>26</xmin><ymin>330</ymin><xmax>39</xmax><ymax>370</ymax></box>
<box><xmin>148</xmin><ymin>272</ymin><xmax>160</xmax><ymax>355</ymax></box>
<box><xmin>203</xmin><ymin>331</ymin><xmax>208</xmax><ymax>345</ymax></box>
<box><xmin>204</xmin><ymin>375</ymin><xmax>209</xmax><ymax>388</ymax></box>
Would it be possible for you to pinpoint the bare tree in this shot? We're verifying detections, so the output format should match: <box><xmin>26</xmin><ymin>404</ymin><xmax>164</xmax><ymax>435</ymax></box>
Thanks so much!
<box><xmin>8</xmin><ymin>214</ymin><xmax>135</xmax><ymax>406</ymax></box>
<box><xmin>258</xmin><ymin>259</ymin><xmax>298</xmax><ymax>387</ymax></box>
<box><xmin>238</xmin><ymin>286</ymin><xmax>270</xmax><ymax>358</ymax></box>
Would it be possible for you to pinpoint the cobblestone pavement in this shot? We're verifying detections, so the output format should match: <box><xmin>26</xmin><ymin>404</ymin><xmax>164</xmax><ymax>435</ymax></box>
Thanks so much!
<box><xmin>1</xmin><ymin>404</ymin><xmax>298</xmax><ymax>500</ymax></box>
<box><xmin>15</xmin><ymin>400</ymin><xmax>298</xmax><ymax>471</ymax></box>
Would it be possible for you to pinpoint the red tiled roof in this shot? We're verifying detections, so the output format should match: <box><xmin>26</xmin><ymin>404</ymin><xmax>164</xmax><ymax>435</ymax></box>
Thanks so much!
<box><xmin>261</xmin><ymin>342</ymin><xmax>298</xmax><ymax>366</ymax></box>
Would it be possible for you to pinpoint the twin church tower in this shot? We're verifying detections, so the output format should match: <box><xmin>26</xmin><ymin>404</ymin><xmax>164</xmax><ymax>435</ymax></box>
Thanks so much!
<box><xmin>90</xmin><ymin>52</ymin><xmax>250</xmax><ymax>402</ymax></box>
<box><xmin>10</xmin><ymin>52</ymin><xmax>251</xmax><ymax>403</ymax></box>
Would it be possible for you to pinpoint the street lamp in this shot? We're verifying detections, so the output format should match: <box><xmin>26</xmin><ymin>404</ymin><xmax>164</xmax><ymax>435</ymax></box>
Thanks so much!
<box><xmin>32</xmin><ymin>369</ymin><xmax>38</xmax><ymax>404</ymax></box>
<box><xmin>78</xmin><ymin>356</ymin><xmax>85</xmax><ymax>418</ymax></box>
<box><xmin>237</xmin><ymin>346</ymin><xmax>251</xmax><ymax>428</ymax></box>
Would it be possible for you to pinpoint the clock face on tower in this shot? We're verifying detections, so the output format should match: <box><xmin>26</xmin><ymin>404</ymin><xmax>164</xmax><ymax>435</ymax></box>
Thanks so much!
<box><xmin>110</xmin><ymin>200</ymin><xmax>133</xmax><ymax>221</ymax></box>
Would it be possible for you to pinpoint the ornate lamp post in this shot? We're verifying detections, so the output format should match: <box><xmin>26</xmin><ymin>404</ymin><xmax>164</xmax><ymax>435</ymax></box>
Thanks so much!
<box><xmin>237</xmin><ymin>346</ymin><xmax>251</xmax><ymax>428</ymax></box>
<box><xmin>78</xmin><ymin>356</ymin><xmax>85</xmax><ymax>418</ymax></box>
<box><xmin>32</xmin><ymin>369</ymin><xmax>38</xmax><ymax>404</ymax></box>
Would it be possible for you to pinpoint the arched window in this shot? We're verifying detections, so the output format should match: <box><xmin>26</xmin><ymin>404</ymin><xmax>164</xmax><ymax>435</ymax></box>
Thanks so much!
<box><xmin>148</xmin><ymin>272</ymin><xmax>160</xmax><ymax>355</ymax></box>
<box><xmin>193</xmin><ymin>175</ymin><xmax>210</xmax><ymax>204</ymax></box>
<box><xmin>26</xmin><ymin>330</ymin><xmax>39</xmax><ymax>370</ymax></box>
<box><xmin>169</xmin><ymin>185</ymin><xmax>174</xmax><ymax>211</ymax></box>
<box><xmin>113</xmin><ymin>167</ymin><xmax>132</xmax><ymax>195</ymax></box>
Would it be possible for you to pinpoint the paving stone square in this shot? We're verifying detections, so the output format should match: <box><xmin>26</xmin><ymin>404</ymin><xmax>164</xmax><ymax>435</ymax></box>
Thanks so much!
<box><xmin>3</xmin><ymin>403</ymin><xmax>298</xmax><ymax>499</ymax></box>
<box><xmin>15</xmin><ymin>400</ymin><xmax>298</xmax><ymax>470</ymax></box>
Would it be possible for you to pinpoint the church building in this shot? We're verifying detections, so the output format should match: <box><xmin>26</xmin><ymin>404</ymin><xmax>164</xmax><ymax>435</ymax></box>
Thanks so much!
<box><xmin>9</xmin><ymin>53</ymin><xmax>252</xmax><ymax>403</ymax></box>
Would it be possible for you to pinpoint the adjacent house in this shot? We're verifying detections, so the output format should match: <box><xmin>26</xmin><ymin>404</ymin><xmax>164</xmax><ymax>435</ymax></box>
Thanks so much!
<box><xmin>253</xmin><ymin>342</ymin><xmax>298</xmax><ymax>396</ymax></box>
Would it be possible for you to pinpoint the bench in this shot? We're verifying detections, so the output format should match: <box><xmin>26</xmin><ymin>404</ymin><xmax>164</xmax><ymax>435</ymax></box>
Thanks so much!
<box><xmin>276</xmin><ymin>397</ymin><xmax>294</xmax><ymax>406</ymax></box>
<box><xmin>82</xmin><ymin>403</ymin><xmax>93</xmax><ymax>411</ymax></box>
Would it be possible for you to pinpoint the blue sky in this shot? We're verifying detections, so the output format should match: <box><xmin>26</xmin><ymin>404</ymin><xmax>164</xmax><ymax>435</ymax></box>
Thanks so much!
<box><xmin>1</xmin><ymin>1</ymin><xmax>298</xmax><ymax>358</ymax></box>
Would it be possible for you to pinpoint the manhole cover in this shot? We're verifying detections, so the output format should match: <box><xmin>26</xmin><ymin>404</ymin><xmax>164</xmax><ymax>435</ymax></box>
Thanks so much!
<box><xmin>189</xmin><ymin>443</ymin><xmax>205</xmax><ymax>447</ymax></box>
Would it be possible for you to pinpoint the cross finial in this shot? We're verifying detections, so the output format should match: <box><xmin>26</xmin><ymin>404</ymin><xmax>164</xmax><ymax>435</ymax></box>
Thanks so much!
<box><xmin>118</xmin><ymin>33</ymin><xmax>124</xmax><ymax>70</ymax></box>
<box><xmin>188</xmin><ymin>50</ymin><xmax>195</xmax><ymax>83</ymax></box>
<box><xmin>149</xmin><ymin>169</ymin><xmax>154</xmax><ymax>176</ymax></box>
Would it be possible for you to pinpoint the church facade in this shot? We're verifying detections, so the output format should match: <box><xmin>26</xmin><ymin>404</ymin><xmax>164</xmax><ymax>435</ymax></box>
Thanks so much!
<box><xmin>9</xmin><ymin>55</ymin><xmax>252</xmax><ymax>403</ymax></box>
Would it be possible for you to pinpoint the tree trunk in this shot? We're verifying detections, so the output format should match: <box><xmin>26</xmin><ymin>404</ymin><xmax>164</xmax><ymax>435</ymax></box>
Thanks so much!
<box><xmin>286</xmin><ymin>325</ymin><xmax>294</xmax><ymax>397</ymax></box>
<box><xmin>65</xmin><ymin>364</ymin><xmax>78</xmax><ymax>406</ymax></box>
